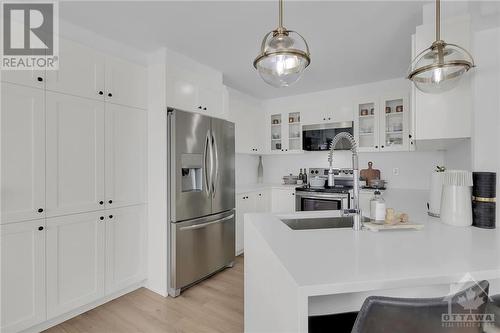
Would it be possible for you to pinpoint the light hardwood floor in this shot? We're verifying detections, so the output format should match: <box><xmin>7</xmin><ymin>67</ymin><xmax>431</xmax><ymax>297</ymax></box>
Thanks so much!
<box><xmin>44</xmin><ymin>256</ymin><xmax>244</xmax><ymax>333</ymax></box>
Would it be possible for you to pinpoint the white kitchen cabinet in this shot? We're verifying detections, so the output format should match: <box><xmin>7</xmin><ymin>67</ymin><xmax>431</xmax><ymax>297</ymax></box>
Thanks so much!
<box><xmin>1</xmin><ymin>84</ymin><xmax>46</xmax><ymax>223</ymax></box>
<box><xmin>235</xmin><ymin>193</ymin><xmax>256</xmax><ymax>255</ymax></box>
<box><xmin>45</xmin><ymin>38</ymin><xmax>106</xmax><ymax>101</ymax></box>
<box><xmin>46</xmin><ymin>91</ymin><xmax>105</xmax><ymax>217</ymax></box>
<box><xmin>228</xmin><ymin>88</ymin><xmax>265</xmax><ymax>154</ymax></box>
<box><xmin>268</xmin><ymin>111</ymin><xmax>302</xmax><ymax>153</ymax></box>
<box><xmin>46</xmin><ymin>211</ymin><xmax>105</xmax><ymax>319</ymax></box>
<box><xmin>1</xmin><ymin>219</ymin><xmax>46</xmax><ymax>333</ymax></box>
<box><xmin>105</xmin><ymin>205</ymin><xmax>146</xmax><ymax>294</ymax></box>
<box><xmin>271</xmin><ymin>188</ymin><xmax>296</xmax><ymax>213</ymax></box>
<box><xmin>255</xmin><ymin>190</ymin><xmax>271</xmax><ymax>212</ymax></box>
<box><xmin>1</xmin><ymin>50</ymin><xmax>45</xmax><ymax>89</ymax></box>
<box><xmin>412</xmin><ymin>16</ymin><xmax>472</xmax><ymax>145</ymax></box>
<box><xmin>354</xmin><ymin>94</ymin><xmax>409</xmax><ymax>153</ymax></box>
<box><xmin>105</xmin><ymin>104</ymin><xmax>147</xmax><ymax>208</ymax></box>
<box><xmin>105</xmin><ymin>55</ymin><xmax>147</xmax><ymax>110</ymax></box>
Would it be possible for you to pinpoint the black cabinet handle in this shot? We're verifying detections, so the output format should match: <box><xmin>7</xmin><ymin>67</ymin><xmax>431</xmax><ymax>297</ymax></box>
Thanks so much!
<box><xmin>99</xmin><ymin>216</ymin><xmax>104</xmax><ymax>221</ymax></box>
<box><xmin>98</xmin><ymin>91</ymin><xmax>103</xmax><ymax>95</ymax></box>
<box><xmin>375</xmin><ymin>145</ymin><xmax>378</xmax><ymax>148</ymax></box>
<box><xmin>285</xmin><ymin>149</ymin><xmax>288</xmax><ymax>151</ymax></box>
<box><xmin>259</xmin><ymin>193</ymin><xmax>262</xmax><ymax>196</ymax></box>
<box><xmin>108</xmin><ymin>215</ymin><xmax>113</xmax><ymax>219</ymax></box>
<box><xmin>37</xmin><ymin>77</ymin><xmax>43</xmax><ymax>82</ymax></box>
<box><xmin>328</xmin><ymin>117</ymin><xmax>331</xmax><ymax>120</ymax></box>
<box><xmin>107</xmin><ymin>93</ymin><xmax>112</xmax><ymax>97</ymax></box>
<box><xmin>108</xmin><ymin>200</ymin><xmax>112</xmax><ymax>204</ymax></box>
<box><xmin>409</xmin><ymin>134</ymin><xmax>413</xmax><ymax>138</ymax></box>
<box><xmin>99</xmin><ymin>201</ymin><xmax>104</xmax><ymax>205</ymax></box>
<box><xmin>323</xmin><ymin>118</ymin><xmax>326</xmax><ymax>121</ymax></box>
<box><xmin>37</xmin><ymin>208</ymin><xmax>43</xmax><ymax>213</ymax></box>
<box><xmin>292</xmin><ymin>193</ymin><xmax>295</xmax><ymax>196</ymax></box>
<box><xmin>203</xmin><ymin>107</ymin><xmax>207</xmax><ymax>111</ymax></box>
<box><xmin>381</xmin><ymin>145</ymin><xmax>385</xmax><ymax>148</ymax></box>
<box><xmin>38</xmin><ymin>226</ymin><xmax>44</xmax><ymax>231</ymax></box>
<box><xmin>198</xmin><ymin>106</ymin><xmax>202</xmax><ymax>109</ymax></box>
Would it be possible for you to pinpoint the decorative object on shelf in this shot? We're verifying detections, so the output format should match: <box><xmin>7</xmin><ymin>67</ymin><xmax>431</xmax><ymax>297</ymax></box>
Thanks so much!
<box><xmin>360</xmin><ymin>109</ymin><xmax>369</xmax><ymax>116</ymax></box>
<box><xmin>396</xmin><ymin>105</ymin><xmax>403</xmax><ymax>113</ymax></box>
<box><xmin>408</xmin><ymin>0</ymin><xmax>475</xmax><ymax>94</ymax></box>
<box><xmin>253</xmin><ymin>0</ymin><xmax>311</xmax><ymax>87</ymax></box>
<box><xmin>440</xmin><ymin>170</ymin><xmax>473</xmax><ymax>227</ymax></box>
<box><xmin>257</xmin><ymin>156</ymin><xmax>264</xmax><ymax>183</ymax></box>
<box><xmin>472</xmin><ymin>172</ymin><xmax>496</xmax><ymax>229</ymax></box>
<box><xmin>370</xmin><ymin>108</ymin><xmax>374</xmax><ymax>115</ymax></box>
<box><xmin>272</xmin><ymin>119</ymin><xmax>280</xmax><ymax>124</ymax></box>
<box><xmin>282</xmin><ymin>174</ymin><xmax>298</xmax><ymax>185</ymax></box>
<box><xmin>428</xmin><ymin>165</ymin><xmax>446</xmax><ymax>217</ymax></box>
<box><xmin>289</xmin><ymin>116</ymin><xmax>294</xmax><ymax>123</ymax></box>
<box><xmin>385</xmin><ymin>106</ymin><xmax>391</xmax><ymax>114</ymax></box>
<box><xmin>272</xmin><ymin>133</ymin><xmax>280</xmax><ymax>139</ymax></box>
<box><xmin>276</xmin><ymin>142</ymin><xmax>282</xmax><ymax>150</ymax></box>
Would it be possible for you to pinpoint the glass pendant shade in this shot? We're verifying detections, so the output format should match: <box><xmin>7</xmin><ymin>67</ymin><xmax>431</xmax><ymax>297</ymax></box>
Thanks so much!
<box><xmin>408</xmin><ymin>0</ymin><xmax>475</xmax><ymax>94</ymax></box>
<box><xmin>408</xmin><ymin>41</ymin><xmax>474</xmax><ymax>94</ymax></box>
<box><xmin>254</xmin><ymin>30</ymin><xmax>311</xmax><ymax>87</ymax></box>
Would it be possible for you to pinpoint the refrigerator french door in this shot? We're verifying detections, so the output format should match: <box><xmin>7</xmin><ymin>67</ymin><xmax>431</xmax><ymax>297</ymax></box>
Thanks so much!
<box><xmin>167</xmin><ymin>109</ymin><xmax>235</xmax><ymax>297</ymax></box>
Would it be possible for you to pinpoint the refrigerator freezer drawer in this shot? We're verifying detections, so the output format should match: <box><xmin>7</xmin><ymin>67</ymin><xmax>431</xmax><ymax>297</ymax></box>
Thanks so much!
<box><xmin>171</xmin><ymin>211</ymin><xmax>235</xmax><ymax>291</ymax></box>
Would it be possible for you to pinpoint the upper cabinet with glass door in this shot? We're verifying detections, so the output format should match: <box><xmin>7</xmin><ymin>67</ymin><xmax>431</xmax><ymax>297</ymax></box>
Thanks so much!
<box><xmin>268</xmin><ymin>111</ymin><xmax>302</xmax><ymax>153</ymax></box>
<box><xmin>354</xmin><ymin>94</ymin><xmax>409</xmax><ymax>152</ymax></box>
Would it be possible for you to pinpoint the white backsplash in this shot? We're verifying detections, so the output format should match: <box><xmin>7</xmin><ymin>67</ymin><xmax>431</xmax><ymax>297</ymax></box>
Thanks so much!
<box><xmin>259</xmin><ymin>150</ymin><xmax>445</xmax><ymax>190</ymax></box>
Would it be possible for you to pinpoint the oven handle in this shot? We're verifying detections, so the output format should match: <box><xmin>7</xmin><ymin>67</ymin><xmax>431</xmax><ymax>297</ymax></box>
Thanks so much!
<box><xmin>296</xmin><ymin>193</ymin><xmax>349</xmax><ymax>200</ymax></box>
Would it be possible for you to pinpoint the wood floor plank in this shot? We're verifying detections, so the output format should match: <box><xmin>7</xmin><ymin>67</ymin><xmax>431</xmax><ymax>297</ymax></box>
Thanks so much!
<box><xmin>44</xmin><ymin>256</ymin><xmax>244</xmax><ymax>333</ymax></box>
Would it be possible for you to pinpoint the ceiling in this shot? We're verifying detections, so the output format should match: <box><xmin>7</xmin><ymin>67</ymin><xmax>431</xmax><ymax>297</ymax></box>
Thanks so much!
<box><xmin>60</xmin><ymin>1</ymin><xmax>425</xmax><ymax>99</ymax></box>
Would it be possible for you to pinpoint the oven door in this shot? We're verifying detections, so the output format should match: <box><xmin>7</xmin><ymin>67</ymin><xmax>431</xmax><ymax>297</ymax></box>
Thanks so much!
<box><xmin>296</xmin><ymin>192</ymin><xmax>349</xmax><ymax>211</ymax></box>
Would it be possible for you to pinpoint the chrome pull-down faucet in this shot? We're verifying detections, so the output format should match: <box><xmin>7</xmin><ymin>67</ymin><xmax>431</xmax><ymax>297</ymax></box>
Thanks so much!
<box><xmin>328</xmin><ymin>133</ymin><xmax>362</xmax><ymax>231</ymax></box>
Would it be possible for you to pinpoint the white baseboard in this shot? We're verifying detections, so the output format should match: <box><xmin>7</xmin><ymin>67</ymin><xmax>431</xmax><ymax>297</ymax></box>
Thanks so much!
<box><xmin>22</xmin><ymin>280</ymin><xmax>147</xmax><ymax>333</ymax></box>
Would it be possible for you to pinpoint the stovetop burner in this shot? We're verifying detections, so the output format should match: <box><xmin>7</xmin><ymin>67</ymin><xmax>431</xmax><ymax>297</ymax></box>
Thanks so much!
<box><xmin>296</xmin><ymin>185</ymin><xmax>352</xmax><ymax>194</ymax></box>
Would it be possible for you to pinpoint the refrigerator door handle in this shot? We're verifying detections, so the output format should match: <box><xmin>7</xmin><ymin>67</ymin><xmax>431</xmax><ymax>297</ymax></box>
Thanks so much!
<box><xmin>203</xmin><ymin>130</ymin><xmax>212</xmax><ymax>196</ymax></box>
<box><xmin>179</xmin><ymin>214</ymin><xmax>234</xmax><ymax>231</ymax></box>
<box><xmin>211</xmin><ymin>131</ymin><xmax>219</xmax><ymax>198</ymax></box>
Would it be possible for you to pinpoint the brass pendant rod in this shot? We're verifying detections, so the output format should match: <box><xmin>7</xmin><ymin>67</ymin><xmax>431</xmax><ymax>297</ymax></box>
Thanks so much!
<box><xmin>279</xmin><ymin>0</ymin><xmax>284</xmax><ymax>28</ymax></box>
<box><xmin>435</xmin><ymin>0</ymin><xmax>440</xmax><ymax>41</ymax></box>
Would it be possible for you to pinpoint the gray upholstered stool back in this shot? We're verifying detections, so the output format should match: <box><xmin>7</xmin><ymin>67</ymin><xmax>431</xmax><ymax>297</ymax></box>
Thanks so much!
<box><xmin>352</xmin><ymin>280</ymin><xmax>489</xmax><ymax>333</ymax></box>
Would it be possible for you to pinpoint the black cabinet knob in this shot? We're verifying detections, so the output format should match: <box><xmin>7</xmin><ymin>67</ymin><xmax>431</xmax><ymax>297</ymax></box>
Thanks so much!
<box><xmin>108</xmin><ymin>200</ymin><xmax>112</xmax><ymax>204</ymax></box>
<box><xmin>109</xmin><ymin>215</ymin><xmax>113</xmax><ymax>219</ymax></box>
<box><xmin>99</xmin><ymin>201</ymin><xmax>104</xmax><ymax>205</ymax></box>
<box><xmin>285</xmin><ymin>149</ymin><xmax>288</xmax><ymax>151</ymax></box>
<box><xmin>37</xmin><ymin>208</ymin><xmax>43</xmax><ymax>213</ymax></box>
<box><xmin>381</xmin><ymin>145</ymin><xmax>385</xmax><ymax>148</ymax></box>
<box><xmin>100</xmin><ymin>216</ymin><xmax>104</xmax><ymax>221</ymax></box>
<box><xmin>107</xmin><ymin>93</ymin><xmax>112</xmax><ymax>97</ymax></box>
<box><xmin>292</xmin><ymin>193</ymin><xmax>295</xmax><ymax>196</ymax></box>
<box><xmin>37</xmin><ymin>77</ymin><xmax>43</xmax><ymax>82</ymax></box>
<box><xmin>98</xmin><ymin>91</ymin><xmax>103</xmax><ymax>95</ymax></box>
<box><xmin>328</xmin><ymin>117</ymin><xmax>331</xmax><ymax>120</ymax></box>
<box><xmin>38</xmin><ymin>226</ymin><xmax>44</xmax><ymax>231</ymax></box>
<box><xmin>409</xmin><ymin>134</ymin><xmax>413</xmax><ymax>138</ymax></box>
<box><xmin>259</xmin><ymin>193</ymin><xmax>262</xmax><ymax>196</ymax></box>
<box><xmin>198</xmin><ymin>106</ymin><xmax>202</xmax><ymax>109</ymax></box>
<box><xmin>323</xmin><ymin>118</ymin><xmax>326</xmax><ymax>121</ymax></box>
<box><xmin>203</xmin><ymin>107</ymin><xmax>207</xmax><ymax>111</ymax></box>
<box><xmin>375</xmin><ymin>145</ymin><xmax>378</xmax><ymax>148</ymax></box>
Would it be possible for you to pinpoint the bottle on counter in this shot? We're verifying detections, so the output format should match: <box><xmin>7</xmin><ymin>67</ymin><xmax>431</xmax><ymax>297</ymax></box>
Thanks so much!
<box><xmin>370</xmin><ymin>190</ymin><xmax>386</xmax><ymax>224</ymax></box>
<box><xmin>303</xmin><ymin>167</ymin><xmax>308</xmax><ymax>185</ymax></box>
<box><xmin>298</xmin><ymin>169</ymin><xmax>303</xmax><ymax>181</ymax></box>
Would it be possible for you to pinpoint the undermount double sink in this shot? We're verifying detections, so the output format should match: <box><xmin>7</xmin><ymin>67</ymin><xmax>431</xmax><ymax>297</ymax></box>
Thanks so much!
<box><xmin>281</xmin><ymin>216</ymin><xmax>370</xmax><ymax>230</ymax></box>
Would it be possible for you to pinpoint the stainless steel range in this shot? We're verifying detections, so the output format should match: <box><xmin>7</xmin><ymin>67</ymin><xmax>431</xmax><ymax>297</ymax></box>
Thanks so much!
<box><xmin>295</xmin><ymin>168</ymin><xmax>353</xmax><ymax>211</ymax></box>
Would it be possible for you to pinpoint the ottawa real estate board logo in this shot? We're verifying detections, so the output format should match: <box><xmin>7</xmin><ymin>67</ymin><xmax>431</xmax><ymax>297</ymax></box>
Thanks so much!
<box><xmin>1</xmin><ymin>1</ymin><xmax>59</xmax><ymax>70</ymax></box>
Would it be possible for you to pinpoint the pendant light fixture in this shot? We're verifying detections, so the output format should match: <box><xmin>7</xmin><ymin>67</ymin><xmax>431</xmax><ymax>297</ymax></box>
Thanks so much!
<box><xmin>253</xmin><ymin>0</ymin><xmax>311</xmax><ymax>88</ymax></box>
<box><xmin>408</xmin><ymin>0</ymin><xmax>475</xmax><ymax>94</ymax></box>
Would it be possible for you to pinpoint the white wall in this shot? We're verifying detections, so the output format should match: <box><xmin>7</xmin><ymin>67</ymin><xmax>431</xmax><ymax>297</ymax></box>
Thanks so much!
<box><xmin>235</xmin><ymin>154</ymin><xmax>260</xmax><ymax>186</ymax></box>
<box><xmin>444</xmin><ymin>139</ymin><xmax>472</xmax><ymax>170</ymax></box>
<box><xmin>262</xmin><ymin>150</ymin><xmax>444</xmax><ymax>190</ymax></box>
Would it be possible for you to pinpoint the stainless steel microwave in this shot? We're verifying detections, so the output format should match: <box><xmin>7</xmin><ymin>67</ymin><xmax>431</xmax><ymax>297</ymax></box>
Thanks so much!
<box><xmin>302</xmin><ymin>121</ymin><xmax>354</xmax><ymax>151</ymax></box>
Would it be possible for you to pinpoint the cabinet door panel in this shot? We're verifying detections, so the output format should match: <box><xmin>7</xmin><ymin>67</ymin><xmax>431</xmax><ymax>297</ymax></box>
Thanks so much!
<box><xmin>45</xmin><ymin>38</ymin><xmax>105</xmax><ymax>101</ymax></box>
<box><xmin>1</xmin><ymin>84</ymin><xmax>45</xmax><ymax>223</ymax></box>
<box><xmin>46</xmin><ymin>92</ymin><xmax>105</xmax><ymax>217</ymax></box>
<box><xmin>1</xmin><ymin>219</ymin><xmax>46</xmax><ymax>333</ymax></box>
<box><xmin>46</xmin><ymin>211</ymin><xmax>105</xmax><ymax>318</ymax></box>
<box><xmin>105</xmin><ymin>205</ymin><xmax>146</xmax><ymax>294</ymax></box>
<box><xmin>271</xmin><ymin>189</ymin><xmax>295</xmax><ymax>213</ymax></box>
<box><xmin>167</xmin><ymin>71</ymin><xmax>198</xmax><ymax>112</ymax></box>
<box><xmin>255</xmin><ymin>190</ymin><xmax>270</xmax><ymax>212</ymax></box>
<box><xmin>1</xmin><ymin>49</ymin><xmax>45</xmax><ymax>89</ymax></box>
<box><xmin>105</xmin><ymin>56</ymin><xmax>147</xmax><ymax>109</ymax></box>
<box><xmin>105</xmin><ymin>104</ymin><xmax>146</xmax><ymax>208</ymax></box>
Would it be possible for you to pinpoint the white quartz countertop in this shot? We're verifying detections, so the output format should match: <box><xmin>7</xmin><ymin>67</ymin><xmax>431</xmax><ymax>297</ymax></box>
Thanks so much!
<box><xmin>245</xmin><ymin>189</ymin><xmax>500</xmax><ymax>296</ymax></box>
<box><xmin>235</xmin><ymin>183</ymin><xmax>298</xmax><ymax>194</ymax></box>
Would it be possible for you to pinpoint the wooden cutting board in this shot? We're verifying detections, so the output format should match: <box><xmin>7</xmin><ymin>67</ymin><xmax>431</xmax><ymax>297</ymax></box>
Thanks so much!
<box><xmin>364</xmin><ymin>222</ymin><xmax>424</xmax><ymax>232</ymax></box>
<box><xmin>360</xmin><ymin>161</ymin><xmax>380</xmax><ymax>185</ymax></box>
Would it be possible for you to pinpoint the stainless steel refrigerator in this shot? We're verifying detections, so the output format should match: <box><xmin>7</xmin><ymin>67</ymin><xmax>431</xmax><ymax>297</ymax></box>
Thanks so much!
<box><xmin>167</xmin><ymin>108</ymin><xmax>235</xmax><ymax>297</ymax></box>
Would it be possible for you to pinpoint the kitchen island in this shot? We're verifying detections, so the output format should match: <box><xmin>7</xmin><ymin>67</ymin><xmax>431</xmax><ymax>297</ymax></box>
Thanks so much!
<box><xmin>244</xmin><ymin>189</ymin><xmax>500</xmax><ymax>332</ymax></box>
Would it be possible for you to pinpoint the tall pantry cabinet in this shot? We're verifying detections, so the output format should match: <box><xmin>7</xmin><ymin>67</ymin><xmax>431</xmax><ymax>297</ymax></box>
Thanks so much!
<box><xmin>1</xmin><ymin>37</ymin><xmax>147</xmax><ymax>333</ymax></box>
